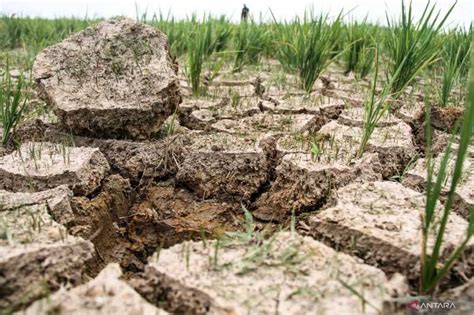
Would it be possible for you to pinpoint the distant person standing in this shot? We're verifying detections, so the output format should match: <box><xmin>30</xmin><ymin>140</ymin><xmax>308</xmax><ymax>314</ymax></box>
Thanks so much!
<box><xmin>241</xmin><ymin>4</ymin><xmax>249</xmax><ymax>22</ymax></box>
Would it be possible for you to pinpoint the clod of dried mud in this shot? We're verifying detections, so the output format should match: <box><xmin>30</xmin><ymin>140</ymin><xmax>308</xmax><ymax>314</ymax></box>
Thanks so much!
<box><xmin>306</xmin><ymin>181</ymin><xmax>473</xmax><ymax>289</ymax></box>
<box><xmin>130</xmin><ymin>232</ymin><xmax>407</xmax><ymax>315</ymax></box>
<box><xmin>178</xmin><ymin>97</ymin><xmax>262</xmax><ymax>130</ymax></box>
<box><xmin>128</xmin><ymin>182</ymin><xmax>243</xmax><ymax>255</ymax></box>
<box><xmin>69</xmin><ymin>174</ymin><xmax>143</xmax><ymax>274</ymax></box>
<box><xmin>0</xmin><ymin>142</ymin><xmax>109</xmax><ymax>195</ymax></box>
<box><xmin>403</xmin><ymin>147</ymin><xmax>474</xmax><ymax>219</ymax></box>
<box><xmin>211</xmin><ymin>112</ymin><xmax>321</xmax><ymax>135</ymax></box>
<box><xmin>319</xmin><ymin>120</ymin><xmax>416</xmax><ymax>178</ymax></box>
<box><xmin>10</xmin><ymin>120</ymin><xmax>188</xmax><ymax>184</ymax></box>
<box><xmin>32</xmin><ymin>17</ymin><xmax>181</xmax><ymax>139</ymax></box>
<box><xmin>176</xmin><ymin>132</ymin><xmax>274</xmax><ymax>199</ymax></box>
<box><xmin>253</xmin><ymin>152</ymin><xmax>368</xmax><ymax>221</ymax></box>
<box><xmin>338</xmin><ymin>107</ymin><xmax>401</xmax><ymax>128</ymax></box>
<box><xmin>24</xmin><ymin>263</ymin><xmax>169</xmax><ymax>315</ymax></box>
<box><xmin>0</xmin><ymin>188</ymin><xmax>94</xmax><ymax>311</ymax></box>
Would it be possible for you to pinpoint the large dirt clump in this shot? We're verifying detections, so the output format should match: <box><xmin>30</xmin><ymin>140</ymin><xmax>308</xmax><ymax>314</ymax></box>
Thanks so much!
<box><xmin>32</xmin><ymin>17</ymin><xmax>181</xmax><ymax>139</ymax></box>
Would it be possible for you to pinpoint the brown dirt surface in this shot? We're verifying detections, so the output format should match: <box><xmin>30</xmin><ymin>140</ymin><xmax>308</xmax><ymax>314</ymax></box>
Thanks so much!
<box><xmin>32</xmin><ymin>17</ymin><xmax>181</xmax><ymax>139</ymax></box>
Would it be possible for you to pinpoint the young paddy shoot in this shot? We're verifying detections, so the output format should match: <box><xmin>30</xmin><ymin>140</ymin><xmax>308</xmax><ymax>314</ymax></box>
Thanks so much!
<box><xmin>0</xmin><ymin>61</ymin><xmax>28</xmax><ymax>145</ymax></box>
<box><xmin>385</xmin><ymin>1</ymin><xmax>455</xmax><ymax>97</ymax></box>
<box><xmin>420</xmin><ymin>54</ymin><xmax>474</xmax><ymax>294</ymax></box>
<box><xmin>272</xmin><ymin>11</ymin><xmax>342</xmax><ymax>93</ymax></box>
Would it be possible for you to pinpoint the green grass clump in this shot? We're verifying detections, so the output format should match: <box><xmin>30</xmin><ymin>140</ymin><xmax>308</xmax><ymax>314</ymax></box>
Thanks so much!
<box><xmin>343</xmin><ymin>19</ymin><xmax>376</xmax><ymax>79</ymax></box>
<box><xmin>437</xmin><ymin>26</ymin><xmax>472</xmax><ymax>106</ymax></box>
<box><xmin>233</xmin><ymin>20</ymin><xmax>268</xmax><ymax>73</ymax></box>
<box><xmin>273</xmin><ymin>11</ymin><xmax>342</xmax><ymax>93</ymax></box>
<box><xmin>385</xmin><ymin>1</ymin><xmax>455</xmax><ymax>97</ymax></box>
<box><xmin>0</xmin><ymin>62</ymin><xmax>28</xmax><ymax>145</ymax></box>
<box><xmin>420</xmin><ymin>53</ymin><xmax>474</xmax><ymax>294</ymax></box>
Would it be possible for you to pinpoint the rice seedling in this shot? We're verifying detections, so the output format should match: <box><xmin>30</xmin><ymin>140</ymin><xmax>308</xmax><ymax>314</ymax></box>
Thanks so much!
<box><xmin>385</xmin><ymin>1</ymin><xmax>455</xmax><ymax>97</ymax></box>
<box><xmin>0</xmin><ymin>60</ymin><xmax>28</xmax><ymax>145</ymax></box>
<box><xmin>272</xmin><ymin>10</ymin><xmax>342</xmax><ymax>93</ymax></box>
<box><xmin>357</xmin><ymin>48</ymin><xmax>387</xmax><ymax>157</ymax></box>
<box><xmin>186</xmin><ymin>18</ymin><xmax>210</xmax><ymax>96</ymax></box>
<box><xmin>420</xmin><ymin>54</ymin><xmax>474</xmax><ymax>294</ymax></box>
<box><xmin>437</xmin><ymin>26</ymin><xmax>472</xmax><ymax>106</ymax></box>
<box><xmin>233</xmin><ymin>20</ymin><xmax>267</xmax><ymax>72</ymax></box>
<box><xmin>343</xmin><ymin>19</ymin><xmax>376</xmax><ymax>79</ymax></box>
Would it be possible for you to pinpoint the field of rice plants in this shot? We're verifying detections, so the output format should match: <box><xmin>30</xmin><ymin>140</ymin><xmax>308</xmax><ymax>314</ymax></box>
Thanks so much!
<box><xmin>0</xmin><ymin>1</ymin><xmax>473</xmax><ymax>314</ymax></box>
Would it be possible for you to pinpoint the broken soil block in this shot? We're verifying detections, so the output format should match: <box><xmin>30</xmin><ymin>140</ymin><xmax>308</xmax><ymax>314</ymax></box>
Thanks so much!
<box><xmin>211</xmin><ymin>112</ymin><xmax>320</xmax><ymax>135</ymax></box>
<box><xmin>176</xmin><ymin>132</ymin><xmax>274</xmax><ymax>199</ymax></box>
<box><xmin>338</xmin><ymin>107</ymin><xmax>401</xmax><ymax>128</ymax></box>
<box><xmin>412</xmin><ymin>106</ymin><xmax>465</xmax><ymax>134</ymax></box>
<box><xmin>129</xmin><ymin>232</ymin><xmax>407</xmax><ymax>315</ymax></box>
<box><xmin>253</xmin><ymin>151</ymin><xmax>381</xmax><ymax>221</ymax></box>
<box><xmin>128</xmin><ymin>182</ymin><xmax>243</xmax><ymax>254</ymax></box>
<box><xmin>259</xmin><ymin>95</ymin><xmax>344</xmax><ymax>118</ymax></box>
<box><xmin>41</xmin><ymin>127</ymin><xmax>188</xmax><ymax>183</ymax></box>
<box><xmin>0</xmin><ymin>142</ymin><xmax>109</xmax><ymax>195</ymax></box>
<box><xmin>306</xmin><ymin>181</ymin><xmax>473</xmax><ymax>289</ymax></box>
<box><xmin>403</xmin><ymin>148</ymin><xmax>473</xmax><ymax>219</ymax></box>
<box><xmin>318</xmin><ymin>120</ymin><xmax>416</xmax><ymax>178</ymax></box>
<box><xmin>178</xmin><ymin>97</ymin><xmax>262</xmax><ymax>130</ymax></box>
<box><xmin>0</xmin><ymin>185</ymin><xmax>75</xmax><ymax>227</ymax></box>
<box><xmin>69</xmin><ymin>174</ymin><xmax>144</xmax><ymax>273</ymax></box>
<box><xmin>24</xmin><ymin>263</ymin><xmax>169</xmax><ymax>315</ymax></box>
<box><xmin>32</xmin><ymin>17</ymin><xmax>181</xmax><ymax>139</ymax></box>
<box><xmin>0</xmin><ymin>188</ymin><xmax>94</xmax><ymax>311</ymax></box>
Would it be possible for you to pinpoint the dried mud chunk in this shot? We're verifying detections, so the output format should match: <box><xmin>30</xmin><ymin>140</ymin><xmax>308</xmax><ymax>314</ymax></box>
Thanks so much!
<box><xmin>132</xmin><ymin>232</ymin><xmax>405</xmax><ymax>315</ymax></box>
<box><xmin>0</xmin><ymin>190</ymin><xmax>93</xmax><ymax>311</ymax></box>
<box><xmin>412</xmin><ymin>106</ymin><xmax>465</xmax><ymax>133</ymax></box>
<box><xmin>254</xmin><ymin>153</ymin><xmax>357</xmax><ymax>221</ymax></box>
<box><xmin>260</xmin><ymin>96</ymin><xmax>344</xmax><ymax>116</ymax></box>
<box><xmin>0</xmin><ymin>241</ymin><xmax>94</xmax><ymax>311</ymax></box>
<box><xmin>403</xmin><ymin>148</ymin><xmax>473</xmax><ymax>219</ymax></box>
<box><xmin>0</xmin><ymin>186</ymin><xmax>74</xmax><ymax>242</ymax></box>
<box><xmin>70</xmin><ymin>174</ymin><xmax>142</xmax><ymax>273</ymax></box>
<box><xmin>43</xmin><ymin>129</ymin><xmax>187</xmax><ymax>182</ymax></box>
<box><xmin>211</xmin><ymin>113</ymin><xmax>320</xmax><ymax>135</ymax></box>
<box><xmin>319</xmin><ymin>120</ymin><xmax>416</xmax><ymax>178</ymax></box>
<box><xmin>32</xmin><ymin>17</ymin><xmax>180</xmax><ymax>139</ymax></box>
<box><xmin>128</xmin><ymin>183</ymin><xmax>242</xmax><ymax>254</ymax></box>
<box><xmin>0</xmin><ymin>142</ymin><xmax>109</xmax><ymax>195</ymax></box>
<box><xmin>176</xmin><ymin>133</ymin><xmax>271</xmax><ymax>199</ymax></box>
<box><xmin>338</xmin><ymin>107</ymin><xmax>401</xmax><ymax>128</ymax></box>
<box><xmin>24</xmin><ymin>263</ymin><xmax>168</xmax><ymax>315</ymax></box>
<box><xmin>307</xmin><ymin>181</ymin><xmax>473</xmax><ymax>289</ymax></box>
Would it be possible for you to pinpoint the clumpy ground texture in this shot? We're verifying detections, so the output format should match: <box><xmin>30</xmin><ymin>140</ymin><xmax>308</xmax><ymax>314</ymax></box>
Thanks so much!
<box><xmin>32</xmin><ymin>17</ymin><xmax>181</xmax><ymax>139</ymax></box>
<box><xmin>306</xmin><ymin>181</ymin><xmax>473</xmax><ymax>288</ymax></box>
<box><xmin>3</xmin><ymin>13</ymin><xmax>473</xmax><ymax>314</ymax></box>
<box><xmin>130</xmin><ymin>232</ymin><xmax>407</xmax><ymax>315</ymax></box>
<box><xmin>0</xmin><ymin>142</ymin><xmax>109</xmax><ymax>195</ymax></box>
<box><xmin>24</xmin><ymin>263</ymin><xmax>169</xmax><ymax>315</ymax></box>
<box><xmin>0</xmin><ymin>188</ymin><xmax>94</xmax><ymax>311</ymax></box>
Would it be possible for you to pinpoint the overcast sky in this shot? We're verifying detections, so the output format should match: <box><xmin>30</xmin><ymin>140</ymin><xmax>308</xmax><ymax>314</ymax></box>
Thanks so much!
<box><xmin>1</xmin><ymin>0</ymin><xmax>472</xmax><ymax>28</ymax></box>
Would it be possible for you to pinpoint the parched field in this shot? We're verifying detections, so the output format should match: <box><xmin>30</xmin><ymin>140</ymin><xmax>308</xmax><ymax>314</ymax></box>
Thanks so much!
<box><xmin>0</xmin><ymin>4</ymin><xmax>473</xmax><ymax>314</ymax></box>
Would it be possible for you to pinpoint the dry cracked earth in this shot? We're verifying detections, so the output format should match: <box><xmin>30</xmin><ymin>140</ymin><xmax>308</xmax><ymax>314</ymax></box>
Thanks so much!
<box><xmin>1</xmin><ymin>17</ymin><xmax>473</xmax><ymax>315</ymax></box>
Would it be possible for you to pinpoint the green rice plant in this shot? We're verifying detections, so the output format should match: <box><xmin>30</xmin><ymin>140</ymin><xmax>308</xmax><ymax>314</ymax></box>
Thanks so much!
<box><xmin>272</xmin><ymin>11</ymin><xmax>342</xmax><ymax>93</ymax></box>
<box><xmin>343</xmin><ymin>19</ymin><xmax>376</xmax><ymax>79</ymax></box>
<box><xmin>211</xmin><ymin>16</ymin><xmax>232</xmax><ymax>54</ymax></box>
<box><xmin>385</xmin><ymin>1</ymin><xmax>455</xmax><ymax>97</ymax></box>
<box><xmin>1</xmin><ymin>61</ymin><xmax>28</xmax><ymax>145</ymax></box>
<box><xmin>357</xmin><ymin>48</ymin><xmax>389</xmax><ymax>157</ymax></box>
<box><xmin>233</xmin><ymin>20</ymin><xmax>267</xmax><ymax>72</ymax></box>
<box><xmin>186</xmin><ymin>18</ymin><xmax>211</xmax><ymax>96</ymax></box>
<box><xmin>420</xmin><ymin>55</ymin><xmax>474</xmax><ymax>294</ymax></box>
<box><xmin>149</xmin><ymin>13</ymin><xmax>189</xmax><ymax>57</ymax></box>
<box><xmin>437</xmin><ymin>26</ymin><xmax>472</xmax><ymax>106</ymax></box>
<box><xmin>0</xmin><ymin>15</ymin><xmax>93</xmax><ymax>50</ymax></box>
